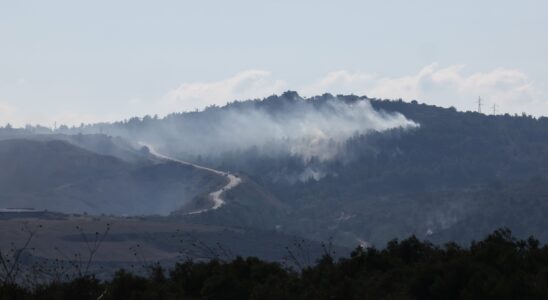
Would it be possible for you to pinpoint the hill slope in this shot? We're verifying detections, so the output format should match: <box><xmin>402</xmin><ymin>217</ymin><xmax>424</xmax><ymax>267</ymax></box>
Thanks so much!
<box><xmin>0</xmin><ymin>139</ymin><xmax>224</xmax><ymax>215</ymax></box>
<box><xmin>5</xmin><ymin>93</ymin><xmax>548</xmax><ymax>247</ymax></box>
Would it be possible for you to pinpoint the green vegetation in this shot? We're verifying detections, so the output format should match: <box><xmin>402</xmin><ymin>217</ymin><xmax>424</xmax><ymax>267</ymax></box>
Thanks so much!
<box><xmin>200</xmin><ymin>94</ymin><xmax>548</xmax><ymax>246</ymax></box>
<box><xmin>3</xmin><ymin>92</ymin><xmax>548</xmax><ymax>258</ymax></box>
<box><xmin>2</xmin><ymin>229</ymin><xmax>548</xmax><ymax>299</ymax></box>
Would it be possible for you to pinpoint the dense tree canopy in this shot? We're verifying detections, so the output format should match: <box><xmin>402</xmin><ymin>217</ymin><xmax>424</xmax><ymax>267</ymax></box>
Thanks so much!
<box><xmin>2</xmin><ymin>229</ymin><xmax>548</xmax><ymax>299</ymax></box>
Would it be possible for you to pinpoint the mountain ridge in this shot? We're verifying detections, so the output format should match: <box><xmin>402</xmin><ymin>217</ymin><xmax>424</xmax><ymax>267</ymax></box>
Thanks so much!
<box><xmin>2</xmin><ymin>93</ymin><xmax>548</xmax><ymax>247</ymax></box>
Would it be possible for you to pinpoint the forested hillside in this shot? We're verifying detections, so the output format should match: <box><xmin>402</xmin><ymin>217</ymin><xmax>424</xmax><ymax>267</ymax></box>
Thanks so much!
<box><xmin>3</xmin><ymin>93</ymin><xmax>548</xmax><ymax>247</ymax></box>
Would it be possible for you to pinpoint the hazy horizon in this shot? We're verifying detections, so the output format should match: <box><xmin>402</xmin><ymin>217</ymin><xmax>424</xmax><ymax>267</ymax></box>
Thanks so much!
<box><xmin>2</xmin><ymin>0</ymin><xmax>547</xmax><ymax>126</ymax></box>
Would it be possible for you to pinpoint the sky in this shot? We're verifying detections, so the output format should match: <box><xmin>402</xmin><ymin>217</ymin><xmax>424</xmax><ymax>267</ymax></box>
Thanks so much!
<box><xmin>1</xmin><ymin>0</ymin><xmax>547</xmax><ymax>126</ymax></box>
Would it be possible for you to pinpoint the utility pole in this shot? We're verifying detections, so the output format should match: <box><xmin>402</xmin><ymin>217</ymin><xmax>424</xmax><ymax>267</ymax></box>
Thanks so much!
<box><xmin>477</xmin><ymin>97</ymin><xmax>482</xmax><ymax>113</ymax></box>
<box><xmin>492</xmin><ymin>104</ymin><xmax>497</xmax><ymax>115</ymax></box>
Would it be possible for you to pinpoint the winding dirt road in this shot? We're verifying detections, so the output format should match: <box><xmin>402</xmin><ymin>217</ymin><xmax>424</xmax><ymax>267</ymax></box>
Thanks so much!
<box><xmin>142</xmin><ymin>144</ymin><xmax>242</xmax><ymax>214</ymax></box>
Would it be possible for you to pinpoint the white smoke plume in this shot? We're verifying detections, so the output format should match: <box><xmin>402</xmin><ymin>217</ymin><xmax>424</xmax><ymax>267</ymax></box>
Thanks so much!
<box><xmin>129</xmin><ymin>95</ymin><xmax>419</xmax><ymax>162</ymax></box>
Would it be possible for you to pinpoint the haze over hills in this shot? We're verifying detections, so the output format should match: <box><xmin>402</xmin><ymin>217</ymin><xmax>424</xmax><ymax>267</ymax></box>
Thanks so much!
<box><xmin>0</xmin><ymin>139</ymin><xmax>225</xmax><ymax>215</ymax></box>
<box><xmin>3</xmin><ymin>1</ymin><xmax>547</xmax><ymax>296</ymax></box>
<box><xmin>2</xmin><ymin>92</ymin><xmax>548</xmax><ymax>248</ymax></box>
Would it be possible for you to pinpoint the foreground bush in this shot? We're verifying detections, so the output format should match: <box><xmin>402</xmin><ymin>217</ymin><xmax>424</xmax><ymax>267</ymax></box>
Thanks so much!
<box><xmin>2</xmin><ymin>229</ymin><xmax>548</xmax><ymax>299</ymax></box>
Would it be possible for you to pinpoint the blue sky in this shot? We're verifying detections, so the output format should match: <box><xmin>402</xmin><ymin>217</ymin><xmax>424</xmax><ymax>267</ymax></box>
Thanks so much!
<box><xmin>1</xmin><ymin>0</ymin><xmax>547</xmax><ymax>126</ymax></box>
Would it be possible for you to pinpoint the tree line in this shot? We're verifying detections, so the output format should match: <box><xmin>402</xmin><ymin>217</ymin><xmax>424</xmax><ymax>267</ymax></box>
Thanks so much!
<box><xmin>2</xmin><ymin>229</ymin><xmax>548</xmax><ymax>299</ymax></box>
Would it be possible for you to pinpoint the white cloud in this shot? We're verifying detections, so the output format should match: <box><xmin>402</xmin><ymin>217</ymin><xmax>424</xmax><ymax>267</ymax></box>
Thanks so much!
<box><xmin>300</xmin><ymin>70</ymin><xmax>375</xmax><ymax>96</ymax></box>
<box><xmin>6</xmin><ymin>65</ymin><xmax>545</xmax><ymax>128</ymax></box>
<box><xmin>160</xmin><ymin>65</ymin><xmax>546</xmax><ymax>117</ymax></box>
<box><xmin>303</xmin><ymin>64</ymin><xmax>545</xmax><ymax>115</ymax></box>
<box><xmin>161</xmin><ymin>70</ymin><xmax>287</xmax><ymax>115</ymax></box>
